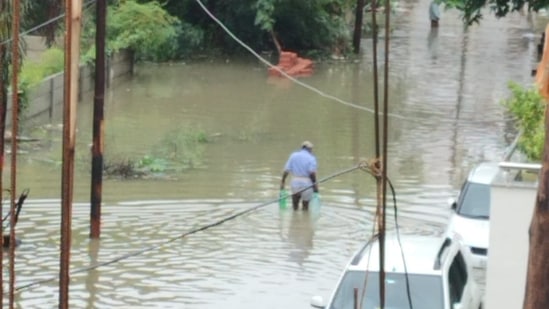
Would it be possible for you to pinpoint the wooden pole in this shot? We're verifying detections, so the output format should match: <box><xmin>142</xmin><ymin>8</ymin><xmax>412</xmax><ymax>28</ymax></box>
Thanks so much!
<box><xmin>0</xmin><ymin>45</ymin><xmax>4</xmax><ymax>307</ymax></box>
<box><xmin>9</xmin><ymin>0</ymin><xmax>21</xmax><ymax>307</ymax></box>
<box><xmin>525</xmin><ymin>24</ymin><xmax>549</xmax><ymax>309</ymax></box>
<box><xmin>90</xmin><ymin>0</ymin><xmax>106</xmax><ymax>239</ymax></box>
<box><xmin>59</xmin><ymin>0</ymin><xmax>82</xmax><ymax>307</ymax></box>
<box><xmin>0</xmin><ymin>1</ymin><xmax>7</xmax><ymax>303</ymax></box>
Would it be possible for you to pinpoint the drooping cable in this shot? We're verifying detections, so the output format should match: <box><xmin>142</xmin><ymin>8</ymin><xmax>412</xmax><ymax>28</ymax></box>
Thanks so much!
<box><xmin>0</xmin><ymin>0</ymin><xmax>97</xmax><ymax>47</ymax></box>
<box><xmin>192</xmin><ymin>0</ymin><xmax>403</xmax><ymax>118</ymax></box>
<box><xmin>358</xmin><ymin>166</ymin><xmax>414</xmax><ymax>309</ymax></box>
<box><xmin>14</xmin><ymin>163</ymin><xmax>364</xmax><ymax>293</ymax></box>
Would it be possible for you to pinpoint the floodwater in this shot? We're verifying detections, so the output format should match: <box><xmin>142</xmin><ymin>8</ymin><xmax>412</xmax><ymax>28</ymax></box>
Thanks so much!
<box><xmin>3</xmin><ymin>1</ymin><xmax>547</xmax><ymax>308</ymax></box>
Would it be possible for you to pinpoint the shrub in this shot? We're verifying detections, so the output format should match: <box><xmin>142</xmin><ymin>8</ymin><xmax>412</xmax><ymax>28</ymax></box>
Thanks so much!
<box><xmin>502</xmin><ymin>81</ymin><xmax>545</xmax><ymax>162</ymax></box>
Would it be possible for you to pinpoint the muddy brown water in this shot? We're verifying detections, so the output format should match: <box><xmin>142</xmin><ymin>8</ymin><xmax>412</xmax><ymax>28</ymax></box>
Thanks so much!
<box><xmin>3</xmin><ymin>2</ymin><xmax>546</xmax><ymax>308</ymax></box>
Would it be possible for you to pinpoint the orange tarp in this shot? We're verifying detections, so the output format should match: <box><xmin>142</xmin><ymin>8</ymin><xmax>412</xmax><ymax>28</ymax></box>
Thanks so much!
<box><xmin>268</xmin><ymin>51</ymin><xmax>314</xmax><ymax>78</ymax></box>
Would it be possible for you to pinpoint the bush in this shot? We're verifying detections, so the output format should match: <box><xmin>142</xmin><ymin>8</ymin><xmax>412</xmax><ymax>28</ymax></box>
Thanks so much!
<box><xmin>502</xmin><ymin>81</ymin><xmax>545</xmax><ymax>162</ymax></box>
<box><xmin>19</xmin><ymin>47</ymin><xmax>64</xmax><ymax>112</ymax></box>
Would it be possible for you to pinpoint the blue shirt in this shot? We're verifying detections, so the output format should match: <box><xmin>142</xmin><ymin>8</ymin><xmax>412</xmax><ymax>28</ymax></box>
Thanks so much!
<box><xmin>284</xmin><ymin>149</ymin><xmax>317</xmax><ymax>177</ymax></box>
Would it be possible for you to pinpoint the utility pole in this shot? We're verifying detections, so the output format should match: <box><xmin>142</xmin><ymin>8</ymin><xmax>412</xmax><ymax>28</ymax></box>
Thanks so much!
<box><xmin>90</xmin><ymin>0</ymin><xmax>106</xmax><ymax>239</ymax></box>
<box><xmin>9</xmin><ymin>0</ymin><xmax>21</xmax><ymax>307</ymax></box>
<box><xmin>524</xmin><ymin>24</ymin><xmax>549</xmax><ymax>309</ymax></box>
<box><xmin>0</xmin><ymin>0</ymin><xmax>9</xmax><ymax>304</ymax></box>
<box><xmin>59</xmin><ymin>0</ymin><xmax>82</xmax><ymax>307</ymax></box>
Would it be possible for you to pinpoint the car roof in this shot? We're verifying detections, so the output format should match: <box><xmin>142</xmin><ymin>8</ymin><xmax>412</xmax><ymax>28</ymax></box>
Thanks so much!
<box><xmin>347</xmin><ymin>234</ymin><xmax>446</xmax><ymax>276</ymax></box>
<box><xmin>467</xmin><ymin>162</ymin><xmax>500</xmax><ymax>185</ymax></box>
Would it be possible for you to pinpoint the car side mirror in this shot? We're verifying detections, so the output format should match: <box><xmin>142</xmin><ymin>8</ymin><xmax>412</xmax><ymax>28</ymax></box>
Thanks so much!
<box><xmin>311</xmin><ymin>295</ymin><xmax>326</xmax><ymax>308</ymax></box>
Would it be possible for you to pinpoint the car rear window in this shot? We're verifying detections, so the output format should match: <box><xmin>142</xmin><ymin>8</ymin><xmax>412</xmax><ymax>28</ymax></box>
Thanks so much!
<box><xmin>328</xmin><ymin>270</ymin><xmax>444</xmax><ymax>309</ymax></box>
<box><xmin>457</xmin><ymin>182</ymin><xmax>490</xmax><ymax>218</ymax></box>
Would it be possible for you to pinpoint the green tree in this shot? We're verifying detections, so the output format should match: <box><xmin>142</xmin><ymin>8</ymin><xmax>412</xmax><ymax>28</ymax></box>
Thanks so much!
<box><xmin>163</xmin><ymin>0</ymin><xmax>354</xmax><ymax>57</ymax></box>
<box><xmin>23</xmin><ymin>0</ymin><xmax>62</xmax><ymax>47</ymax></box>
<box><xmin>107</xmin><ymin>0</ymin><xmax>181</xmax><ymax>61</ymax></box>
<box><xmin>441</xmin><ymin>0</ymin><xmax>549</xmax><ymax>24</ymax></box>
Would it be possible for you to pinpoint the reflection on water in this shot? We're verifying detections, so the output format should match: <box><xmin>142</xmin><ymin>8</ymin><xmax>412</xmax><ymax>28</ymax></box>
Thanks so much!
<box><xmin>427</xmin><ymin>27</ymin><xmax>439</xmax><ymax>61</ymax></box>
<box><xmin>2</xmin><ymin>0</ymin><xmax>542</xmax><ymax>307</ymax></box>
<box><xmin>284</xmin><ymin>210</ymin><xmax>316</xmax><ymax>266</ymax></box>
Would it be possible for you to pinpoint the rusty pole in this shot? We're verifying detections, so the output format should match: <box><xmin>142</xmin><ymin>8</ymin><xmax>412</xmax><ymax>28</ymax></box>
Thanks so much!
<box><xmin>60</xmin><ymin>0</ymin><xmax>82</xmax><ymax>307</ymax></box>
<box><xmin>0</xmin><ymin>2</ymin><xmax>6</xmax><ymax>303</ymax></box>
<box><xmin>371</xmin><ymin>0</ymin><xmax>380</xmax><ymax>158</ymax></box>
<box><xmin>378</xmin><ymin>0</ymin><xmax>391</xmax><ymax>307</ymax></box>
<box><xmin>369</xmin><ymin>0</ymin><xmax>384</xmax><ymax>306</ymax></box>
<box><xmin>90</xmin><ymin>0</ymin><xmax>106</xmax><ymax>239</ymax></box>
<box><xmin>9</xmin><ymin>0</ymin><xmax>21</xmax><ymax>307</ymax></box>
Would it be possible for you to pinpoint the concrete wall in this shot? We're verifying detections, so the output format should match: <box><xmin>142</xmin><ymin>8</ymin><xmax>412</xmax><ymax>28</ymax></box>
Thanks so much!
<box><xmin>10</xmin><ymin>49</ymin><xmax>133</xmax><ymax>124</ymax></box>
<box><xmin>485</xmin><ymin>170</ymin><xmax>538</xmax><ymax>309</ymax></box>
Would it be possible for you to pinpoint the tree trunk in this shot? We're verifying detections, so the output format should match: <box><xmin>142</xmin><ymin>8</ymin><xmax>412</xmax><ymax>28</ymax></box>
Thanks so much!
<box><xmin>523</xmin><ymin>103</ymin><xmax>549</xmax><ymax>309</ymax></box>
<box><xmin>525</xmin><ymin>23</ymin><xmax>549</xmax><ymax>309</ymax></box>
<box><xmin>353</xmin><ymin>0</ymin><xmax>366</xmax><ymax>54</ymax></box>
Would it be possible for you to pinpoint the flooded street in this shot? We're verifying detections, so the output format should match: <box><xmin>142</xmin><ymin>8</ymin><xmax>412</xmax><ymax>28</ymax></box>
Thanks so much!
<box><xmin>4</xmin><ymin>1</ymin><xmax>547</xmax><ymax>308</ymax></box>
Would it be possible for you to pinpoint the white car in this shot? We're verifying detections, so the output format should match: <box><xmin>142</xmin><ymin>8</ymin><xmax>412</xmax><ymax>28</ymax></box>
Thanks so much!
<box><xmin>311</xmin><ymin>234</ymin><xmax>483</xmax><ymax>309</ymax></box>
<box><xmin>445</xmin><ymin>162</ymin><xmax>500</xmax><ymax>268</ymax></box>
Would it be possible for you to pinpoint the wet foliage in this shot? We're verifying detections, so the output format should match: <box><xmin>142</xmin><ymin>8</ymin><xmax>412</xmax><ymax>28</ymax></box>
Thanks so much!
<box><xmin>502</xmin><ymin>81</ymin><xmax>545</xmax><ymax>162</ymax></box>
<box><xmin>103</xmin><ymin>127</ymin><xmax>210</xmax><ymax>179</ymax></box>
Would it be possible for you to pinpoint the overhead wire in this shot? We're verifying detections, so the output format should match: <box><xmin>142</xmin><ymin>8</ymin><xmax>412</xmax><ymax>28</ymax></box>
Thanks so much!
<box><xmin>358</xmin><ymin>166</ymin><xmax>414</xmax><ymax>309</ymax></box>
<box><xmin>192</xmin><ymin>0</ymin><xmax>514</xmax><ymax>126</ymax></box>
<box><xmin>0</xmin><ymin>0</ymin><xmax>516</xmax><ymax>133</ymax></box>
<box><xmin>0</xmin><ymin>0</ymin><xmax>513</xmax><ymax>126</ymax></box>
<box><xmin>3</xmin><ymin>0</ymin><xmax>499</xmax><ymax>301</ymax></box>
<box><xmin>14</xmin><ymin>163</ymin><xmax>365</xmax><ymax>293</ymax></box>
<box><xmin>192</xmin><ymin>0</ymin><xmax>403</xmax><ymax>118</ymax></box>
<box><xmin>0</xmin><ymin>0</ymin><xmax>97</xmax><ymax>47</ymax></box>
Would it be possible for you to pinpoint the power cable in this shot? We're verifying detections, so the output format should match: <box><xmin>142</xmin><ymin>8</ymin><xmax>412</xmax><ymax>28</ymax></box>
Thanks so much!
<box><xmin>192</xmin><ymin>0</ymin><xmax>513</xmax><ymax>126</ymax></box>
<box><xmin>357</xmin><ymin>167</ymin><xmax>414</xmax><ymax>309</ymax></box>
<box><xmin>14</xmin><ymin>163</ymin><xmax>364</xmax><ymax>293</ymax></box>
<box><xmin>1</xmin><ymin>0</ymin><xmax>514</xmax><ymax>126</ymax></box>
<box><xmin>360</xmin><ymin>164</ymin><xmax>414</xmax><ymax>309</ymax></box>
<box><xmin>192</xmin><ymin>0</ymin><xmax>402</xmax><ymax>119</ymax></box>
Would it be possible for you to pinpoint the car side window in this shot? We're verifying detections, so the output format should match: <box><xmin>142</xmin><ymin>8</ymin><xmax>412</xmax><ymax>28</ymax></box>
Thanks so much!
<box><xmin>448</xmin><ymin>251</ymin><xmax>468</xmax><ymax>305</ymax></box>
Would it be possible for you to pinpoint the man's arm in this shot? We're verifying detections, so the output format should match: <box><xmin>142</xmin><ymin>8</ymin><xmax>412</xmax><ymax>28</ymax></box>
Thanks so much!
<box><xmin>281</xmin><ymin>170</ymin><xmax>289</xmax><ymax>190</ymax></box>
<box><xmin>310</xmin><ymin>172</ymin><xmax>318</xmax><ymax>193</ymax></box>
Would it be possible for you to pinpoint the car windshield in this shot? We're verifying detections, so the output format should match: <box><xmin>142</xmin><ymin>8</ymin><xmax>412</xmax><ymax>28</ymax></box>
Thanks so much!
<box><xmin>457</xmin><ymin>182</ymin><xmax>490</xmax><ymax>218</ymax></box>
<box><xmin>328</xmin><ymin>270</ymin><xmax>444</xmax><ymax>309</ymax></box>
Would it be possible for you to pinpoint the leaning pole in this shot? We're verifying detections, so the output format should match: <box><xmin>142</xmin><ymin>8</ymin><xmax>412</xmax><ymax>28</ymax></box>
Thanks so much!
<box><xmin>59</xmin><ymin>0</ymin><xmax>82</xmax><ymax>307</ymax></box>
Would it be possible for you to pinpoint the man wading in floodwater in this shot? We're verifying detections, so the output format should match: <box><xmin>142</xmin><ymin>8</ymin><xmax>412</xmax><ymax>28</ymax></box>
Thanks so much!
<box><xmin>280</xmin><ymin>141</ymin><xmax>319</xmax><ymax>211</ymax></box>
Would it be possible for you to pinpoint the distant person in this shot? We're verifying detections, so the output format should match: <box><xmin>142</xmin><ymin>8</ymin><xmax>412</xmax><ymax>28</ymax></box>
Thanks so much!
<box><xmin>429</xmin><ymin>0</ymin><xmax>440</xmax><ymax>28</ymax></box>
<box><xmin>280</xmin><ymin>141</ymin><xmax>319</xmax><ymax>211</ymax></box>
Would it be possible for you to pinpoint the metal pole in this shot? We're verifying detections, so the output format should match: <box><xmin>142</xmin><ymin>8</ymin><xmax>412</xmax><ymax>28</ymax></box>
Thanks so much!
<box><xmin>371</xmin><ymin>0</ymin><xmax>380</xmax><ymax>158</ymax></box>
<box><xmin>9</xmin><ymin>0</ymin><xmax>21</xmax><ymax>307</ymax></box>
<box><xmin>90</xmin><ymin>0</ymin><xmax>106</xmax><ymax>239</ymax></box>
<box><xmin>370</xmin><ymin>0</ymin><xmax>384</xmax><ymax>306</ymax></box>
<box><xmin>379</xmin><ymin>0</ymin><xmax>391</xmax><ymax>307</ymax></box>
<box><xmin>60</xmin><ymin>0</ymin><xmax>82</xmax><ymax>307</ymax></box>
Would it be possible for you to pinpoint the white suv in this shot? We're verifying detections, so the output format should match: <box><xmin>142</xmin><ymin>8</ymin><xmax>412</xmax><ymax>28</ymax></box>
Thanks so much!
<box><xmin>311</xmin><ymin>234</ymin><xmax>483</xmax><ymax>309</ymax></box>
<box><xmin>445</xmin><ymin>162</ymin><xmax>499</xmax><ymax>268</ymax></box>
